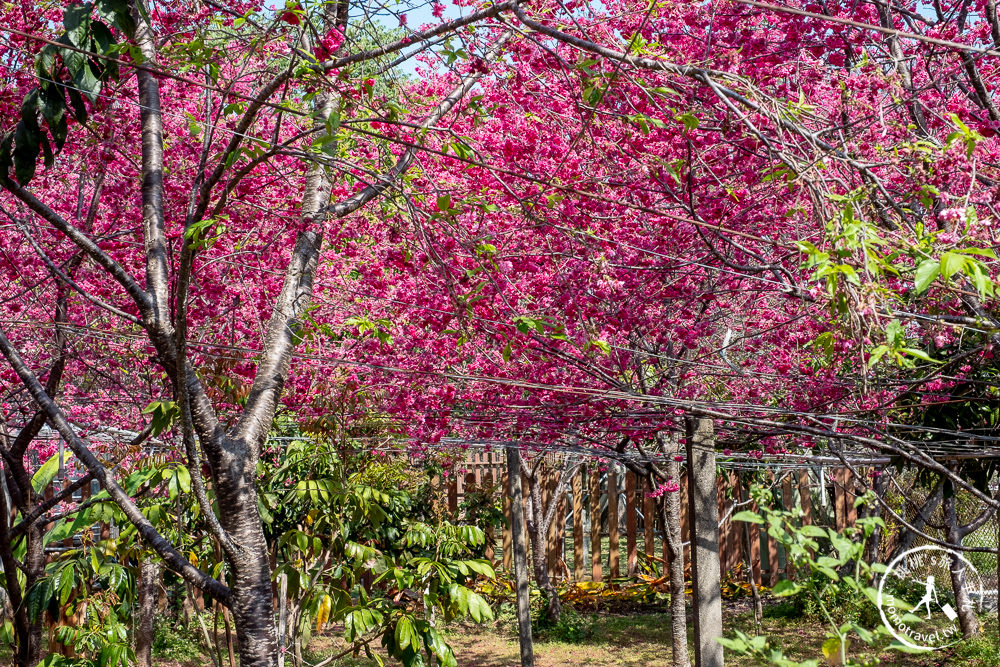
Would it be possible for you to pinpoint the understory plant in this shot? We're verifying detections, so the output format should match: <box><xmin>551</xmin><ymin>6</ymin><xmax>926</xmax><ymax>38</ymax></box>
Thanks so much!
<box><xmin>725</xmin><ymin>485</ymin><xmax>905</xmax><ymax>666</ymax></box>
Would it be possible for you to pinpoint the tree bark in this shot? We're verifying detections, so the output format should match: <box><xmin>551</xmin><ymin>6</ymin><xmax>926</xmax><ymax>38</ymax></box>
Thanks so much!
<box><xmin>660</xmin><ymin>463</ymin><xmax>689</xmax><ymax>667</ymax></box>
<box><xmin>524</xmin><ymin>472</ymin><xmax>561</xmax><ymax>623</ymax></box>
<box><xmin>506</xmin><ymin>448</ymin><xmax>534</xmax><ymax>667</ymax></box>
<box><xmin>214</xmin><ymin>447</ymin><xmax>280</xmax><ymax>667</ymax></box>
<box><xmin>944</xmin><ymin>490</ymin><xmax>980</xmax><ymax>638</ymax></box>
<box><xmin>137</xmin><ymin>558</ymin><xmax>161</xmax><ymax>667</ymax></box>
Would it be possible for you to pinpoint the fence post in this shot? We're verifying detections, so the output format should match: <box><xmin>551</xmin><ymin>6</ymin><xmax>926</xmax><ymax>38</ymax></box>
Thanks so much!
<box><xmin>448</xmin><ymin>475</ymin><xmax>458</xmax><ymax>517</ymax></box>
<box><xmin>483</xmin><ymin>469</ymin><xmax>495</xmax><ymax>562</ymax></box>
<box><xmin>590</xmin><ymin>468</ymin><xmax>602</xmax><ymax>582</ymax></box>
<box><xmin>781</xmin><ymin>474</ymin><xmax>795</xmax><ymax>580</ymax></box>
<box><xmin>573</xmin><ymin>471</ymin><xmax>585</xmax><ymax>581</ymax></box>
<box><xmin>798</xmin><ymin>469</ymin><xmax>812</xmax><ymax>526</ymax></box>
<box><xmin>643</xmin><ymin>476</ymin><xmax>655</xmax><ymax>567</ymax></box>
<box><xmin>548</xmin><ymin>475</ymin><xmax>567</xmax><ymax>581</ymax></box>
<box><xmin>685</xmin><ymin>416</ymin><xmax>724</xmax><ymax>667</ymax></box>
<box><xmin>845</xmin><ymin>468</ymin><xmax>857</xmax><ymax>526</ymax></box>
<box><xmin>625</xmin><ymin>471</ymin><xmax>638</xmax><ymax>577</ymax></box>
<box><xmin>502</xmin><ymin>466</ymin><xmax>512</xmax><ymax>570</ymax></box>
<box><xmin>608</xmin><ymin>468</ymin><xmax>620</xmax><ymax>579</ymax></box>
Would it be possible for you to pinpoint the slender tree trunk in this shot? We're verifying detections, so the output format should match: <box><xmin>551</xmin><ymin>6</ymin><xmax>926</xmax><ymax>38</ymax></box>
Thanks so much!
<box><xmin>506</xmin><ymin>448</ymin><xmax>534</xmax><ymax>667</ymax></box>
<box><xmin>737</xmin><ymin>480</ymin><xmax>762</xmax><ymax>633</ymax></box>
<box><xmin>659</xmin><ymin>465</ymin><xmax>689</xmax><ymax>667</ymax></box>
<box><xmin>944</xmin><ymin>491</ymin><xmax>980</xmax><ymax>637</ymax></box>
<box><xmin>524</xmin><ymin>472</ymin><xmax>561</xmax><ymax>623</ymax></box>
<box><xmin>277</xmin><ymin>572</ymin><xmax>288</xmax><ymax>667</ymax></box>
<box><xmin>137</xmin><ymin>558</ymin><xmax>161</xmax><ymax>667</ymax></box>
<box><xmin>892</xmin><ymin>481</ymin><xmax>942</xmax><ymax>560</ymax></box>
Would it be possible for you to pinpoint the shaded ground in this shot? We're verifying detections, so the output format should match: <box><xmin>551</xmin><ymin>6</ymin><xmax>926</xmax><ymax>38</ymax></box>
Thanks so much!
<box><xmin>119</xmin><ymin>597</ymin><xmax>1000</xmax><ymax>665</ymax></box>
<box><xmin>298</xmin><ymin>604</ymin><xmax>995</xmax><ymax>667</ymax></box>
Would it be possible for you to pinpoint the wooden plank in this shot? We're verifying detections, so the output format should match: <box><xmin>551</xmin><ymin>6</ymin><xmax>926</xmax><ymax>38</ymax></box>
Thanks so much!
<box><xmin>766</xmin><ymin>474</ymin><xmax>778</xmax><ymax>585</ymax></box>
<box><xmin>573</xmin><ymin>470</ymin><xmax>585</xmax><ymax>581</ymax></box>
<box><xmin>551</xmin><ymin>479</ymin><xmax>568</xmax><ymax>581</ymax></box>
<box><xmin>502</xmin><ymin>466</ymin><xmax>512</xmax><ymax>570</ymax></box>
<box><xmin>681</xmin><ymin>472</ymin><xmax>691</xmax><ymax>565</ymax></box>
<box><xmin>625</xmin><ymin>471</ymin><xmax>637</xmax><ymax>577</ymax></box>
<box><xmin>483</xmin><ymin>470</ymin><xmax>495</xmax><ymax>562</ymax></box>
<box><xmin>590</xmin><ymin>468</ymin><xmax>603</xmax><ymax>582</ymax></box>
<box><xmin>447</xmin><ymin>476</ymin><xmax>458</xmax><ymax>517</ymax></box>
<box><xmin>782</xmin><ymin>474</ymin><xmax>796</xmax><ymax>580</ymax></box>
<box><xmin>834</xmin><ymin>468</ymin><xmax>846</xmax><ymax>532</ymax></box>
<box><xmin>521</xmin><ymin>471</ymin><xmax>532</xmax><ymax>569</ymax></box>
<box><xmin>798</xmin><ymin>469</ymin><xmax>812</xmax><ymax>525</ymax></box>
<box><xmin>744</xmin><ymin>480</ymin><xmax>762</xmax><ymax>586</ymax></box>
<box><xmin>845</xmin><ymin>468</ymin><xmax>857</xmax><ymax>526</ymax></box>
<box><xmin>545</xmin><ymin>470</ymin><xmax>559</xmax><ymax>580</ymax></box>
<box><xmin>643</xmin><ymin>476</ymin><xmax>655</xmax><ymax>565</ymax></box>
<box><xmin>717</xmin><ymin>473</ymin><xmax>727</xmax><ymax>573</ymax></box>
<box><xmin>727</xmin><ymin>473</ymin><xmax>741</xmax><ymax>573</ymax></box>
<box><xmin>608</xmin><ymin>469</ymin><xmax>620</xmax><ymax>578</ymax></box>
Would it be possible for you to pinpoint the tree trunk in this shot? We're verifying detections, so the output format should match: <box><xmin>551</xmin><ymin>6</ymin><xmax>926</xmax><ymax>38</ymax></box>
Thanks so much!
<box><xmin>891</xmin><ymin>481</ymin><xmax>942</xmax><ymax>560</ymax></box>
<box><xmin>19</xmin><ymin>522</ymin><xmax>45</xmax><ymax>667</ymax></box>
<box><xmin>218</xmin><ymin>481</ymin><xmax>279</xmax><ymax>667</ymax></box>
<box><xmin>658</xmin><ymin>465</ymin><xmax>689</xmax><ymax>667</ymax></box>
<box><xmin>944</xmin><ymin>491</ymin><xmax>980</xmax><ymax>638</ymax></box>
<box><xmin>524</xmin><ymin>471</ymin><xmax>561</xmax><ymax>623</ymax></box>
<box><xmin>506</xmin><ymin>448</ymin><xmax>534</xmax><ymax>667</ymax></box>
<box><xmin>136</xmin><ymin>558</ymin><xmax>161</xmax><ymax>667</ymax></box>
<box><xmin>276</xmin><ymin>572</ymin><xmax>288</xmax><ymax>667</ymax></box>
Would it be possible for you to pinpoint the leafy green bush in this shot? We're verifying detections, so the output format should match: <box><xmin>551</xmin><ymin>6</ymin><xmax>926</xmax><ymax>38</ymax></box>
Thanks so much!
<box><xmin>532</xmin><ymin>606</ymin><xmax>595</xmax><ymax>643</ymax></box>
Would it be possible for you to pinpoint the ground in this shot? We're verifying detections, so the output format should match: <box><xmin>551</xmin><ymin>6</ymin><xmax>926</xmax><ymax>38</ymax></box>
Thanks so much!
<box><xmin>289</xmin><ymin>602</ymin><xmax>997</xmax><ymax>667</ymax></box>
<box><xmin>59</xmin><ymin>596</ymin><xmax>998</xmax><ymax>665</ymax></box>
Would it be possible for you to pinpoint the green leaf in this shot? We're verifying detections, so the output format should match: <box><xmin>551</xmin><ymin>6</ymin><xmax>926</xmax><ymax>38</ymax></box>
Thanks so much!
<box><xmin>66</xmin><ymin>86</ymin><xmax>89</xmax><ymax>124</ymax></box>
<box><xmin>913</xmin><ymin>259</ymin><xmax>939</xmax><ymax>293</ymax></box>
<box><xmin>436</xmin><ymin>194</ymin><xmax>451</xmax><ymax>212</ymax></box>
<box><xmin>939</xmin><ymin>251</ymin><xmax>965</xmax><ymax>280</ymax></box>
<box><xmin>799</xmin><ymin>524</ymin><xmax>828</xmax><ymax>538</ymax></box>
<box><xmin>91</xmin><ymin>21</ymin><xmax>114</xmax><ymax>54</ymax></box>
<box><xmin>175</xmin><ymin>466</ymin><xmax>191</xmax><ymax>494</ymax></box>
<box><xmin>771</xmin><ymin>580</ymin><xmax>800</xmax><ymax>597</ymax></box>
<box><xmin>42</xmin><ymin>519</ymin><xmax>77</xmax><ymax>547</ymax></box>
<box><xmin>13</xmin><ymin>118</ymin><xmax>41</xmax><ymax>186</ymax></box>
<box><xmin>888</xmin><ymin>639</ymin><xmax>930</xmax><ymax>654</ymax></box>
<box><xmin>394</xmin><ymin>616</ymin><xmax>418</xmax><ymax>651</ymax></box>
<box><xmin>676</xmin><ymin>112</ymin><xmax>699</xmax><ymax>132</ymax></box>
<box><xmin>821</xmin><ymin>636</ymin><xmax>846</xmax><ymax>661</ymax></box>
<box><xmin>901</xmin><ymin>348</ymin><xmax>937</xmax><ymax>363</ymax></box>
<box><xmin>716</xmin><ymin>636</ymin><xmax>750</xmax><ymax>652</ymax></box>
<box><xmin>732</xmin><ymin>510</ymin><xmax>764</xmax><ymax>525</ymax></box>
<box><xmin>31</xmin><ymin>454</ymin><xmax>61</xmax><ymax>494</ymax></box>
<box><xmin>466</xmin><ymin>590</ymin><xmax>493</xmax><ymax>622</ymax></box>
<box><xmin>64</xmin><ymin>3</ymin><xmax>93</xmax><ymax>48</ymax></box>
<box><xmin>74</xmin><ymin>62</ymin><xmax>102</xmax><ymax>102</ymax></box>
<box><xmin>955</xmin><ymin>246</ymin><xmax>998</xmax><ymax>259</ymax></box>
<box><xmin>58</xmin><ymin>566</ymin><xmax>76</xmax><ymax>605</ymax></box>
<box><xmin>96</xmin><ymin>0</ymin><xmax>136</xmax><ymax>36</ymax></box>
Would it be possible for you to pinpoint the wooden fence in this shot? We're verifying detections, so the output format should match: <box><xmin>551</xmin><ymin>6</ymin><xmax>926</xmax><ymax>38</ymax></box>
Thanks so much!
<box><xmin>443</xmin><ymin>451</ymin><xmax>862</xmax><ymax>587</ymax></box>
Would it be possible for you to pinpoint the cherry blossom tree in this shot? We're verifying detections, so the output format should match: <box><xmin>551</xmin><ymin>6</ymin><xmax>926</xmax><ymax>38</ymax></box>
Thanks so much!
<box><xmin>2</xmin><ymin>0</ymin><xmax>1000</xmax><ymax>664</ymax></box>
